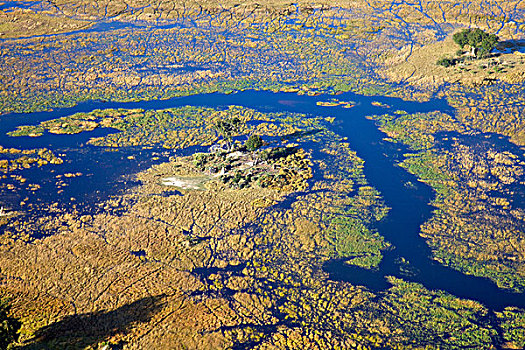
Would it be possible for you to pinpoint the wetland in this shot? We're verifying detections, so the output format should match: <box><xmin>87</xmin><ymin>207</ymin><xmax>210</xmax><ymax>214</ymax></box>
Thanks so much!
<box><xmin>0</xmin><ymin>1</ymin><xmax>524</xmax><ymax>349</ymax></box>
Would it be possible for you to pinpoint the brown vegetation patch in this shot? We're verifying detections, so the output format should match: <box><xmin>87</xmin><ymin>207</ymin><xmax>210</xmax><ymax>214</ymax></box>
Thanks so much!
<box><xmin>381</xmin><ymin>35</ymin><xmax>525</xmax><ymax>88</ymax></box>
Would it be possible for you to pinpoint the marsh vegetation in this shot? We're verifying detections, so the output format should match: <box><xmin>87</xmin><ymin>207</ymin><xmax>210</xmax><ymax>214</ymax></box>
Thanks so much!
<box><xmin>0</xmin><ymin>0</ymin><xmax>524</xmax><ymax>349</ymax></box>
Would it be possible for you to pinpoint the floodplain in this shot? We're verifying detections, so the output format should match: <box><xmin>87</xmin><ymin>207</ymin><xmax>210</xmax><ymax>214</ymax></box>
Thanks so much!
<box><xmin>0</xmin><ymin>1</ymin><xmax>524</xmax><ymax>349</ymax></box>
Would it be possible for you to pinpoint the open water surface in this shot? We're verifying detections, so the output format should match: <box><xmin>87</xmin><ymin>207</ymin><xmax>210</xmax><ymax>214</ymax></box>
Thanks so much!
<box><xmin>0</xmin><ymin>89</ymin><xmax>524</xmax><ymax>310</ymax></box>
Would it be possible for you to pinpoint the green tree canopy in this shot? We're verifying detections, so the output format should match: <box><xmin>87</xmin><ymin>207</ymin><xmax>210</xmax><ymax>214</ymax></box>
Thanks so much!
<box><xmin>244</xmin><ymin>135</ymin><xmax>264</xmax><ymax>151</ymax></box>
<box><xmin>453</xmin><ymin>28</ymin><xmax>499</xmax><ymax>58</ymax></box>
<box><xmin>213</xmin><ymin>116</ymin><xmax>242</xmax><ymax>150</ymax></box>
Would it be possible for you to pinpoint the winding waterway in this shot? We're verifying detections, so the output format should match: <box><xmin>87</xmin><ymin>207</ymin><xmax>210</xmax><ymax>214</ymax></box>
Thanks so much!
<box><xmin>0</xmin><ymin>90</ymin><xmax>523</xmax><ymax>311</ymax></box>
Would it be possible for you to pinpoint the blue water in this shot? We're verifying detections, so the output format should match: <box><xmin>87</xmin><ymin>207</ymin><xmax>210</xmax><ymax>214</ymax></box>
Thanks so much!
<box><xmin>496</xmin><ymin>39</ymin><xmax>525</xmax><ymax>54</ymax></box>
<box><xmin>0</xmin><ymin>1</ymin><xmax>36</xmax><ymax>11</ymax></box>
<box><xmin>0</xmin><ymin>89</ymin><xmax>523</xmax><ymax>311</ymax></box>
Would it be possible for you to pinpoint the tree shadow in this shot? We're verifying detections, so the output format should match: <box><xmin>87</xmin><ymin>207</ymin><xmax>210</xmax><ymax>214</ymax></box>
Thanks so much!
<box><xmin>496</xmin><ymin>39</ymin><xmax>525</xmax><ymax>53</ymax></box>
<box><xmin>19</xmin><ymin>294</ymin><xmax>167</xmax><ymax>350</ymax></box>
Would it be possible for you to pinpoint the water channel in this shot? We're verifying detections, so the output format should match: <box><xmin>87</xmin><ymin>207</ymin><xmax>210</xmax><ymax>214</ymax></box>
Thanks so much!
<box><xmin>0</xmin><ymin>89</ymin><xmax>523</xmax><ymax>311</ymax></box>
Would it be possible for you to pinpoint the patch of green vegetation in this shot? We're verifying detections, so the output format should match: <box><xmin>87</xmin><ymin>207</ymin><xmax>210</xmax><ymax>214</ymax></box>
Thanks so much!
<box><xmin>370</xmin><ymin>110</ymin><xmax>525</xmax><ymax>292</ymax></box>
<box><xmin>497</xmin><ymin>307</ymin><xmax>525</xmax><ymax>349</ymax></box>
<box><xmin>244</xmin><ymin>135</ymin><xmax>264</xmax><ymax>151</ymax></box>
<box><xmin>393</xmin><ymin>110</ymin><xmax>407</xmax><ymax>115</ymax></box>
<box><xmin>369</xmin><ymin>111</ymin><xmax>466</xmax><ymax>150</ymax></box>
<box><xmin>383</xmin><ymin>277</ymin><xmax>497</xmax><ymax>349</ymax></box>
<box><xmin>437</xmin><ymin>56</ymin><xmax>455</xmax><ymax>67</ymax></box>
<box><xmin>328</xmin><ymin>216</ymin><xmax>389</xmax><ymax>268</ymax></box>
<box><xmin>345</xmin><ymin>185</ymin><xmax>390</xmax><ymax>222</ymax></box>
<box><xmin>453</xmin><ymin>28</ymin><xmax>499</xmax><ymax>58</ymax></box>
<box><xmin>324</xmin><ymin>182</ymin><xmax>390</xmax><ymax>269</ymax></box>
<box><xmin>7</xmin><ymin>125</ymin><xmax>46</xmax><ymax>137</ymax></box>
<box><xmin>399</xmin><ymin>150</ymin><xmax>455</xmax><ymax>199</ymax></box>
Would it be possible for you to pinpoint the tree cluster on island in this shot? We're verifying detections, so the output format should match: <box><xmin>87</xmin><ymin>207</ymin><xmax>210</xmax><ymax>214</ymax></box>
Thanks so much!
<box><xmin>190</xmin><ymin>116</ymin><xmax>313</xmax><ymax>191</ymax></box>
<box><xmin>212</xmin><ymin>116</ymin><xmax>242</xmax><ymax>152</ymax></box>
<box><xmin>212</xmin><ymin>116</ymin><xmax>264</xmax><ymax>153</ymax></box>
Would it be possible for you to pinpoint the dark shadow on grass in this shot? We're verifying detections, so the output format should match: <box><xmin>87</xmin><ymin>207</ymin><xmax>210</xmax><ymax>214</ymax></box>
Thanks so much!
<box><xmin>280</xmin><ymin>128</ymin><xmax>322</xmax><ymax>142</ymax></box>
<box><xmin>19</xmin><ymin>294</ymin><xmax>167</xmax><ymax>350</ymax></box>
<box><xmin>496</xmin><ymin>39</ymin><xmax>525</xmax><ymax>54</ymax></box>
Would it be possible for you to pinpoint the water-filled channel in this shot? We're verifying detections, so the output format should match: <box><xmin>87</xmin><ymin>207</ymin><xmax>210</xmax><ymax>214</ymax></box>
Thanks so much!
<box><xmin>0</xmin><ymin>90</ymin><xmax>523</xmax><ymax>310</ymax></box>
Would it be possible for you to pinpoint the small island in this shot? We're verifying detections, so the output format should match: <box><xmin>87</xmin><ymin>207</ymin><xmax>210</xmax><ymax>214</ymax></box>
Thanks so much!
<box><xmin>160</xmin><ymin>116</ymin><xmax>313</xmax><ymax>193</ymax></box>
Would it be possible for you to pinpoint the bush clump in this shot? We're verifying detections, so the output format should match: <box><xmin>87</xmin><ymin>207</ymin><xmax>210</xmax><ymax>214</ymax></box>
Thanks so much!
<box><xmin>244</xmin><ymin>135</ymin><xmax>264</xmax><ymax>151</ymax></box>
<box><xmin>437</xmin><ymin>57</ymin><xmax>455</xmax><ymax>67</ymax></box>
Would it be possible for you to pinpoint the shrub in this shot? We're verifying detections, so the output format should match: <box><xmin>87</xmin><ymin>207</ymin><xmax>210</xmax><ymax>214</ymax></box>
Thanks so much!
<box><xmin>437</xmin><ymin>57</ymin><xmax>455</xmax><ymax>67</ymax></box>
<box><xmin>245</xmin><ymin>135</ymin><xmax>264</xmax><ymax>151</ymax></box>
<box><xmin>192</xmin><ymin>152</ymin><xmax>209</xmax><ymax>169</ymax></box>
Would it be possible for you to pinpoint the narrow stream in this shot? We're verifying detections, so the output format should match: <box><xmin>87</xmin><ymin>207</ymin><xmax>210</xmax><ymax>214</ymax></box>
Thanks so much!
<box><xmin>0</xmin><ymin>90</ymin><xmax>523</xmax><ymax>310</ymax></box>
